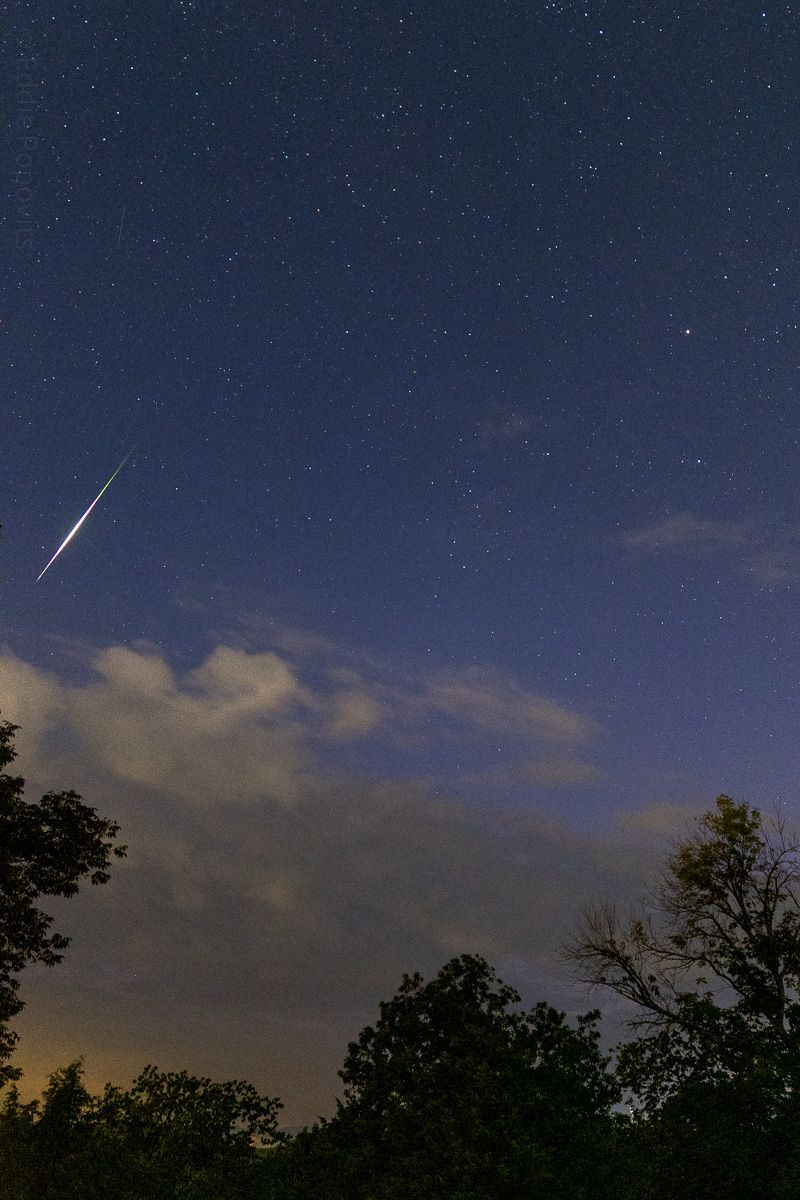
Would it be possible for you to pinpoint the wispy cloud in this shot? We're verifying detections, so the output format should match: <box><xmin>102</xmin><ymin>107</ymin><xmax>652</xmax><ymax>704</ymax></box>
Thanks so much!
<box><xmin>623</xmin><ymin>513</ymin><xmax>749</xmax><ymax>550</ymax></box>
<box><xmin>461</xmin><ymin>756</ymin><xmax>604</xmax><ymax>789</ymax></box>
<box><xmin>426</xmin><ymin>666</ymin><xmax>599</xmax><ymax>745</ymax></box>
<box><xmin>623</xmin><ymin>511</ymin><xmax>800</xmax><ymax>584</ymax></box>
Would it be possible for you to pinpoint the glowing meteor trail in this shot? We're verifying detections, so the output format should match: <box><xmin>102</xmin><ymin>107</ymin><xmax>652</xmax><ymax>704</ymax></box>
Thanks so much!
<box><xmin>37</xmin><ymin>451</ymin><xmax>132</xmax><ymax>582</ymax></box>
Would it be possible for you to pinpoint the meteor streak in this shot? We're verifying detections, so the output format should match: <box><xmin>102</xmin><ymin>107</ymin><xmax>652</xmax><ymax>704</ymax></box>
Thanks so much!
<box><xmin>37</xmin><ymin>451</ymin><xmax>133</xmax><ymax>582</ymax></box>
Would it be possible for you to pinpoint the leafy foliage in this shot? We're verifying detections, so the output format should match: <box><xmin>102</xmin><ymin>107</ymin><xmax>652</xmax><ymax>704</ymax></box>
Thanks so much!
<box><xmin>0</xmin><ymin>720</ymin><xmax>126</xmax><ymax>1081</ymax></box>
<box><xmin>264</xmin><ymin>954</ymin><xmax>619</xmax><ymax>1199</ymax></box>
<box><xmin>572</xmin><ymin>794</ymin><xmax>800</xmax><ymax>1197</ymax></box>
<box><xmin>571</xmin><ymin>796</ymin><xmax>800</xmax><ymax>1094</ymax></box>
<box><xmin>0</xmin><ymin>1060</ymin><xmax>282</xmax><ymax>1200</ymax></box>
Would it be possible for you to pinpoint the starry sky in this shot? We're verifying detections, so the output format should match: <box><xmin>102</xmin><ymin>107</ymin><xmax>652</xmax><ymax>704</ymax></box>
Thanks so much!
<box><xmin>5</xmin><ymin>1</ymin><xmax>800</xmax><ymax>1123</ymax></box>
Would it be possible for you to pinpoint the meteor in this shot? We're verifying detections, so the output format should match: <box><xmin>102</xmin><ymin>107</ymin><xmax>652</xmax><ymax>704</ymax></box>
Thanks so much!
<box><xmin>37</xmin><ymin>451</ymin><xmax>133</xmax><ymax>582</ymax></box>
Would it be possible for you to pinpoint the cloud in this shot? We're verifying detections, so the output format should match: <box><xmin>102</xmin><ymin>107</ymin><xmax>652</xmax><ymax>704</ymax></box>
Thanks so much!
<box><xmin>622</xmin><ymin>513</ymin><xmax>749</xmax><ymax>550</ymax></box>
<box><xmin>459</xmin><ymin>756</ymin><xmax>603</xmax><ymax>790</ymax></box>
<box><xmin>67</xmin><ymin>646</ymin><xmax>311</xmax><ymax>807</ymax></box>
<box><xmin>512</xmin><ymin>756</ymin><xmax>603</xmax><ymax>787</ymax></box>
<box><xmin>0</xmin><ymin>642</ymin><xmax>601</xmax><ymax>817</ymax></box>
<box><xmin>622</xmin><ymin>512</ymin><xmax>800</xmax><ymax>584</ymax></box>
<box><xmin>16</xmin><ymin>772</ymin><xmax>647</xmax><ymax>1118</ymax></box>
<box><xmin>324</xmin><ymin>687</ymin><xmax>386</xmax><ymax>737</ymax></box>
<box><xmin>475</xmin><ymin>404</ymin><xmax>570</xmax><ymax>450</ymax></box>
<box><xmin>745</xmin><ymin>546</ymin><xmax>800</xmax><ymax>585</ymax></box>
<box><xmin>426</xmin><ymin>666</ymin><xmax>600</xmax><ymax>745</ymax></box>
<box><xmin>0</xmin><ymin>635</ymin><xmax>630</xmax><ymax>1123</ymax></box>
<box><xmin>0</xmin><ymin>654</ymin><xmax>65</xmax><ymax>759</ymax></box>
<box><xmin>612</xmin><ymin>800</ymin><xmax>702</xmax><ymax>846</ymax></box>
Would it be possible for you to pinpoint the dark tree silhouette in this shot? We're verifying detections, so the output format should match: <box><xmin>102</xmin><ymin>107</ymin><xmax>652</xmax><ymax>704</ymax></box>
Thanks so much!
<box><xmin>265</xmin><ymin>954</ymin><xmax>619</xmax><ymax>1199</ymax></box>
<box><xmin>0</xmin><ymin>720</ymin><xmax>126</xmax><ymax>1082</ymax></box>
<box><xmin>572</xmin><ymin>797</ymin><xmax>800</xmax><ymax>1033</ymax></box>
<box><xmin>570</xmin><ymin>796</ymin><xmax>800</xmax><ymax>1099</ymax></box>
<box><xmin>0</xmin><ymin>1060</ymin><xmax>282</xmax><ymax>1200</ymax></box>
<box><xmin>571</xmin><ymin>795</ymin><xmax>800</xmax><ymax>1199</ymax></box>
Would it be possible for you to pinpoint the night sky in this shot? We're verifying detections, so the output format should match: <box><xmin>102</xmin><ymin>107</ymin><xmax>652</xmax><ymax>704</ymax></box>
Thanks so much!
<box><xmin>5</xmin><ymin>2</ymin><xmax>800</xmax><ymax>1123</ymax></box>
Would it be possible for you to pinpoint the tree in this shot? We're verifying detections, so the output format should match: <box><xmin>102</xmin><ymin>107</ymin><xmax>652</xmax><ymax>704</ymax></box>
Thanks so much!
<box><xmin>570</xmin><ymin>797</ymin><xmax>800</xmax><ymax>1092</ymax></box>
<box><xmin>92</xmin><ymin>1064</ymin><xmax>283</xmax><ymax>1199</ymax></box>
<box><xmin>28</xmin><ymin>1061</ymin><xmax>103</xmax><ymax>1200</ymax></box>
<box><xmin>265</xmin><ymin>954</ymin><xmax>619</xmax><ymax>1199</ymax></box>
<box><xmin>570</xmin><ymin>795</ymin><xmax>800</xmax><ymax>1198</ymax></box>
<box><xmin>0</xmin><ymin>1082</ymin><xmax>37</xmax><ymax>1199</ymax></box>
<box><xmin>0</xmin><ymin>720</ymin><xmax>126</xmax><ymax>1083</ymax></box>
<box><xmin>0</xmin><ymin>1059</ymin><xmax>283</xmax><ymax>1200</ymax></box>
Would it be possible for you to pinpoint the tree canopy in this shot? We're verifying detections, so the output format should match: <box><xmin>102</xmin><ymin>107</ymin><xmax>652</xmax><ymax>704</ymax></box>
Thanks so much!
<box><xmin>264</xmin><ymin>954</ymin><xmax>619</xmax><ymax>1199</ymax></box>
<box><xmin>0</xmin><ymin>1060</ymin><xmax>282</xmax><ymax>1200</ymax></box>
<box><xmin>570</xmin><ymin>796</ymin><xmax>800</xmax><ymax>1097</ymax></box>
<box><xmin>0</xmin><ymin>720</ymin><xmax>126</xmax><ymax>1082</ymax></box>
<box><xmin>571</xmin><ymin>795</ymin><xmax>800</xmax><ymax>1197</ymax></box>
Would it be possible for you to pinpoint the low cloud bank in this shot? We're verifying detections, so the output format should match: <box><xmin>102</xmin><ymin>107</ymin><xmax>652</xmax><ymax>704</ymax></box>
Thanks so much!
<box><xmin>2</xmin><ymin>635</ymin><xmax>673</xmax><ymax>1122</ymax></box>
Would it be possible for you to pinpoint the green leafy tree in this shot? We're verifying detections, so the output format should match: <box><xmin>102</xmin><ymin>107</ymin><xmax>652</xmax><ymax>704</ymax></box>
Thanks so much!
<box><xmin>0</xmin><ymin>719</ymin><xmax>126</xmax><ymax>1083</ymax></box>
<box><xmin>571</xmin><ymin>796</ymin><xmax>800</xmax><ymax>1098</ymax></box>
<box><xmin>0</xmin><ymin>1060</ymin><xmax>283</xmax><ymax>1200</ymax></box>
<box><xmin>570</xmin><ymin>795</ymin><xmax>800</xmax><ymax>1198</ymax></box>
<box><xmin>0</xmin><ymin>1061</ymin><xmax>109</xmax><ymax>1200</ymax></box>
<box><xmin>30</xmin><ymin>1061</ymin><xmax>105</xmax><ymax>1199</ymax></box>
<box><xmin>265</xmin><ymin>954</ymin><xmax>619</xmax><ymax>1200</ymax></box>
<box><xmin>0</xmin><ymin>1082</ymin><xmax>37</xmax><ymax>1199</ymax></box>
<box><xmin>95</xmin><ymin>1064</ymin><xmax>283</xmax><ymax>1198</ymax></box>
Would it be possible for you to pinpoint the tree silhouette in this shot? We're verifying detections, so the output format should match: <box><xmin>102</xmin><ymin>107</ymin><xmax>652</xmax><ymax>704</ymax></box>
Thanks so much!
<box><xmin>0</xmin><ymin>720</ymin><xmax>125</xmax><ymax>1082</ymax></box>
<box><xmin>571</xmin><ymin>795</ymin><xmax>800</xmax><ymax>1198</ymax></box>
<box><xmin>266</xmin><ymin>954</ymin><xmax>619</xmax><ymax>1199</ymax></box>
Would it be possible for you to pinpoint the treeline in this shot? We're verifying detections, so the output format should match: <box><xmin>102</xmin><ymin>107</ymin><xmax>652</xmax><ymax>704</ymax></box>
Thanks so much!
<box><xmin>2</xmin><ymin>945</ymin><xmax>799</xmax><ymax>1198</ymax></box>
<box><xmin>0</xmin><ymin>1063</ymin><xmax>278</xmax><ymax>1200</ymax></box>
<box><xmin>4</xmin><ymin>716</ymin><xmax>800</xmax><ymax>1197</ymax></box>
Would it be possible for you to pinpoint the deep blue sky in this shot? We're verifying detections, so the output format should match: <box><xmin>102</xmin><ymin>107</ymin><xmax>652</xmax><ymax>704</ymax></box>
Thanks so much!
<box><xmin>5</xmin><ymin>1</ymin><xmax>800</xmax><ymax>1121</ymax></box>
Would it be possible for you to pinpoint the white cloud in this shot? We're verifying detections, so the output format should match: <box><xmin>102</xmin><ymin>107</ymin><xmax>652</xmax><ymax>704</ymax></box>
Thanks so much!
<box><xmin>0</xmin><ymin>635</ymin><xmax>624</xmax><ymax>1123</ymax></box>
<box><xmin>427</xmin><ymin>665</ymin><xmax>599</xmax><ymax>744</ymax></box>
<box><xmin>623</xmin><ymin>512</ymin><xmax>800</xmax><ymax>584</ymax></box>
